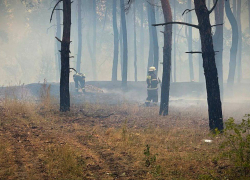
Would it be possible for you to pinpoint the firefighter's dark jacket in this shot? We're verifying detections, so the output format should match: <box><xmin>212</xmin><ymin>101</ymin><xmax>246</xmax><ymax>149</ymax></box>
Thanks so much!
<box><xmin>147</xmin><ymin>72</ymin><xmax>158</xmax><ymax>90</ymax></box>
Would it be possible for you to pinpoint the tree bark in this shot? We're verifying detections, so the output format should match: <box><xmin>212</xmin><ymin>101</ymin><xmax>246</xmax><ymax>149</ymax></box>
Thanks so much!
<box><xmin>112</xmin><ymin>0</ymin><xmax>119</xmax><ymax>81</ymax></box>
<box><xmin>236</xmin><ymin>0</ymin><xmax>242</xmax><ymax>83</ymax></box>
<box><xmin>60</xmin><ymin>0</ymin><xmax>71</xmax><ymax>112</ymax></box>
<box><xmin>76</xmin><ymin>0</ymin><xmax>82</xmax><ymax>73</ymax></box>
<box><xmin>213</xmin><ymin>0</ymin><xmax>224</xmax><ymax>98</ymax></box>
<box><xmin>150</xmin><ymin>0</ymin><xmax>159</xmax><ymax>76</ymax></box>
<box><xmin>120</xmin><ymin>0</ymin><xmax>128</xmax><ymax>87</ymax></box>
<box><xmin>133</xmin><ymin>1</ymin><xmax>138</xmax><ymax>82</ymax></box>
<box><xmin>194</xmin><ymin>0</ymin><xmax>223</xmax><ymax>131</ymax></box>
<box><xmin>119</xmin><ymin>22</ymin><xmax>123</xmax><ymax>78</ymax></box>
<box><xmin>159</xmin><ymin>0</ymin><xmax>172</xmax><ymax>116</ymax></box>
<box><xmin>187</xmin><ymin>0</ymin><xmax>194</xmax><ymax>81</ymax></box>
<box><xmin>173</xmin><ymin>0</ymin><xmax>176</xmax><ymax>82</ymax></box>
<box><xmin>56</xmin><ymin>1</ymin><xmax>62</xmax><ymax>81</ymax></box>
<box><xmin>147</xmin><ymin>2</ymin><xmax>154</xmax><ymax>69</ymax></box>
<box><xmin>225</xmin><ymin>0</ymin><xmax>238</xmax><ymax>85</ymax></box>
<box><xmin>139</xmin><ymin>0</ymin><xmax>145</xmax><ymax>77</ymax></box>
<box><xmin>92</xmin><ymin>0</ymin><xmax>97</xmax><ymax>80</ymax></box>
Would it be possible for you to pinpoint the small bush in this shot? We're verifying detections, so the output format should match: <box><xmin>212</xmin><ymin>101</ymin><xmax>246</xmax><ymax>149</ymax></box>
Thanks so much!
<box><xmin>219</xmin><ymin>115</ymin><xmax>250</xmax><ymax>177</ymax></box>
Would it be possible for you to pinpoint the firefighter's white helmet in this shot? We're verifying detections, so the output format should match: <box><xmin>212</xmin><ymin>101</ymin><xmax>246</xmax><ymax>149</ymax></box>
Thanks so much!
<box><xmin>149</xmin><ymin>66</ymin><xmax>156</xmax><ymax>72</ymax></box>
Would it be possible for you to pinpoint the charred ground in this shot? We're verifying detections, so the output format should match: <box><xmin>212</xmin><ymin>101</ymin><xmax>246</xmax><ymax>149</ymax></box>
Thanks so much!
<box><xmin>0</xmin><ymin>82</ymin><xmax>249</xmax><ymax>179</ymax></box>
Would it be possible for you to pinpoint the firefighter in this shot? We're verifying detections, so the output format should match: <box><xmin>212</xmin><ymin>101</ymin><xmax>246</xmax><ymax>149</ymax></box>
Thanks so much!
<box><xmin>145</xmin><ymin>66</ymin><xmax>160</xmax><ymax>106</ymax></box>
<box><xmin>73</xmin><ymin>73</ymin><xmax>86</xmax><ymax>93</ymax></box>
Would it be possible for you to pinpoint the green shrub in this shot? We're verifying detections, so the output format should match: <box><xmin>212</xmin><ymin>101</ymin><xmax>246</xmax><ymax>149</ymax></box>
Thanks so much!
<box><xmin>220</xmin><ymin>115</ymin><xmax>250</xmax><ymax>177</ymax></box>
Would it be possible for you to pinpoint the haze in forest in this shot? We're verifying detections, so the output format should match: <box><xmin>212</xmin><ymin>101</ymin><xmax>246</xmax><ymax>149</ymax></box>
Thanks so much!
<box><xmin>0</xmin><ymin>0</ymin><xmax>250</xmax><ymax>85</ymax></box>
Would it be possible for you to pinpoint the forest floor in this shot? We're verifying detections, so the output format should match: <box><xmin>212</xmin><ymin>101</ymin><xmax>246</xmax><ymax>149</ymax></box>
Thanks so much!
<box><xmin>0</xmin><ymin>84</ymin><xmax>249</xmax><ymax>179</ymax></box>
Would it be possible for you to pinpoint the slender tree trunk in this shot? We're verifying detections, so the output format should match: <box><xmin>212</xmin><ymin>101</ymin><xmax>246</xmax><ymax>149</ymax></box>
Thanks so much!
<box><xmin>56</xmin><ymin>1</ymin><xmax>62</xmax><ymax>81</ymax></box>
<box><xmin>76</xmin><ymin>0</ymin><xmax>82</xmax><ymax>73</ymax></box>
<box><xmin>198</xmin><ymin>40</ymin><xmax>203</xmax><ymax>82</ymax></box>
<box><xmin>159</xmin><ymin>0</ymin><xmax>172</xmax><ymax>116</ymax></box>
<box><xmin>236</xmin><ymin>0</ymin><xmax>242</xmax><ymax>83</ymax></box>
<box><xmin>92</xmin><ymin>0</ymin><xmax>97</xmax><ymax>80</ymax></box>
<box><xmin>140</xmin><ymin>0</ymin><xmax>145</xmax><ymax>78</ymax></box>
<box><xmin>173</xmin><ymin>0</ymin><xmax>176</xmax><ymax>82</ymax></box>
<box><xmin>194</xmin><ymin>0</ymin><xmax>223</xmax><ymax>131</ymax></box>
<box><xmin>150</xmin><ymin>0</ymin><xmax>159</xmax><ymax>76</ymax></box>
<box><xmin>225</xmin><ymin>0</ymin><xmax>238</xmax><ymax>85</ymax></box>
<box><xmin>119</xmin><ymin>22</ymin><xmax>123</xmax><ymax>78</ymax></box>
<box><xmin>60</xmin><ymin>0</ymin><xmax>71</xmax><ymax>112</ymax></box>
<box><xmin>213</xmin><ymin>0</ymin><xmax>224</xmax><ymax>98</ymax></box>
<box><xmin>187</xmin><ymin>0</ymin><xmax>194</xmax><ymax>81</ymax></box>
<box><xmin>120</xmin><ymin>0</ymin><xmax>128</xmax><ymax>87</ymax></box>
<box><xmin>133</xmin><ymin>1</ymin><xmax>138</xmax><ymax>82</ymax></box>
<box><xmin>112</xmin><ymin>0</ymin><xmax>119</xmax><ymax>81</ymax></box>
<box><xmin>147</xmin><ymin>2</ymin><xmax>154</xmax><ymax>69</ymax></box>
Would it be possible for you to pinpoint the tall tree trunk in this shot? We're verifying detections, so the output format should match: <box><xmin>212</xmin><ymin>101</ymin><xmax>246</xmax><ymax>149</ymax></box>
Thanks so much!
<box><xmin>120</xmin><ymin>0</ymin><xmax>128</xmax><ymax>87</ymax></box>
<box><xmin>140</xmin><ymin>0</ymin><xmax>145</xmax><ymax>78</ymax></box>
<box><xmin>150</xmin><ymin>0</ymin><xmax>159</xmax><ymax>76</ymax></box>
<box><xmin>147</xmin><ymin>2</ymin><xmax>154</xmax><ymax>69</ymax></box>
<box><xmin>133</xmin><ymin>1</ymin><xmax>138</xmax><ymax>82</ymax></box>
<box><xmin>56</xmin><ymin>1</ymin><xmax>62</xmax><ymax>81</ymax></box>
<box><xmin>198</xmin><ymin>40</ymin><xmax>203</xmax><ymax>82</ymax></box>
<box><xmin>213</xmin><ymin>0</ymin><xmax>224</xmax><ymax>98</ymax></box>
<box><xmin>112</xmin><ymin>0</ymin><xmax>119</xmax><ymax>81</ymax></box>
<box><xmin>236</xmin><ymin>0</ymin><xmax>242</xmax><ymax>83</ymax></box>
<box><xmin>159</xmin><ymin>0</ymin><xmax>172</xmax><ymax>116</ymax></box>
<box><xmin>60</xmin><ymin>0</ymin><xmax>71</xmax><ymax>112</ymax></box>
<box><xmin>173</xmin><ymin>0</ymin><xmax>176</xmax><ymax>82</ymax></box>
<box><xmin>76</xmin><ymin>0</ymin><xmax>82</xmax><ymax>73</ymax></box>
<box><xmin>187</xmin><ymin>0</ymin><xmax>194</xmax><ymax>81</ymax></box>
<box><xmin>119</xmin><ymin>22</ymin><xmax>123</xmax><ymax>78</ymax></box>
<box><xmin>194</xmin><ymin>0</ymin><xmax>223</xmax><ymax>131</ymax></box>
<box><xmin>225</xmin><ymin>0</ymin><xmax>238</xmax><ymax>85</ymax></box>
<box><xmin>92</xmin><ymin>0</ymin><xmax>97</xmax><ymax>80</ymax></box>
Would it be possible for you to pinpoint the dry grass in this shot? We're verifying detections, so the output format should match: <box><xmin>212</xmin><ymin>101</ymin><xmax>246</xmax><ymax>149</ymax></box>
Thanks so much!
<box><xmin>0</xmin><ymin>87</ymin><xmax>248</xmax><ymax>179</ymax></box>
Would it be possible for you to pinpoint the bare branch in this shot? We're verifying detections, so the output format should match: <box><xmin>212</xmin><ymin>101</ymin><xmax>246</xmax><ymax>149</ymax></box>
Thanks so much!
<box><xmin>50</xmin><ymin>0</ymin><xmax>63</xmax><ymax>23</ymax></box>
<box><xmin>55</xmin><ymin>9</ymin><xmax>63</xmax><ymax>11</ymax></box>
<box><xmin>186</xmin><ymin>51</ymin><xmax>202</xmax><ymax>54</ymax></box>
<box><xmin>208</xmin><ymin>0</ymin><xmax>219</xmax><ymax>14</ymax></box>
<box><xmin>47</xmin><ymin>25</ymin><xmax>56</xmax><ymax>34</ymax></box>
<box><xmin>211</xmin><ymin>23</ymin><xmax>224</xmax><ymax>28</ymax></box>
<box><xmin>153</xmin><ymin>22</ymin><xmax>200</xmax><ymax>29</ymax></box>
<box><xmin>55</xmin><ymin>36</ymin><xmax>62</xmax><ymax>42</ymax></box>
<box><xmin>182</xmin><ymin>8</ymin><xmax>195</xmax><ymax>16</ymax></box>
<box><xmin>69</xmin><ymin>68</ymin><xmax>77</xmax><ymax>73</ymax></box>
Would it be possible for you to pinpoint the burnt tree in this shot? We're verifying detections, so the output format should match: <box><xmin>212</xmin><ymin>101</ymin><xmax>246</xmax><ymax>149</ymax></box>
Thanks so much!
<box><xmin>154</xmin><ymin>0</ymin><xmax>224</xmax><ymax>131</ymax></box>
<box><xmin>55</xmin><ymin>0</ymin><xmax>62</xmax><ymax>81</ymax></box>
<box><xmin>213</xmin><ymin>0</ymin><xmax>224</xmax><ymax>98</ymax></box>
<box><xmin>187</xmin><ymin>0</ymin><xmax>194</xmax><ymax>81</ymax></box>
<box><xmin>236</xmin><ymin>0</ymin><xmax>242</xmax><ymax>83</ymax></box>
<box><xmin>133</xmin><ymin>1</ymin><xmax>138</xmax><ymax>81</ymax></box>
<box><xmin>76</xmin><ymin>0</ymin><xmax>82</xmax><ymax>73</ymax></box>
<box><xmin>51</xmin><ymin>0</ymin><xmax>72</xmax><ymax>112</ymax></box>
<box><xmin>159</xmin><ymin>0</ymin><xmax>172</xmax><ymax>116</ymax></box>
<box><xmin>225</xmin><ymin>0</ymin><xmax>238</xmax><ymax>85</ymax></box>
<box><xmin>112</xmin><ymin>0</ymin><xmax>119</xmax><ymax>81</ymax></box>
<box><xmin>120</xmin><ymin>0</ymin><xmax>128</xmax><ymax>87</ymax></box>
